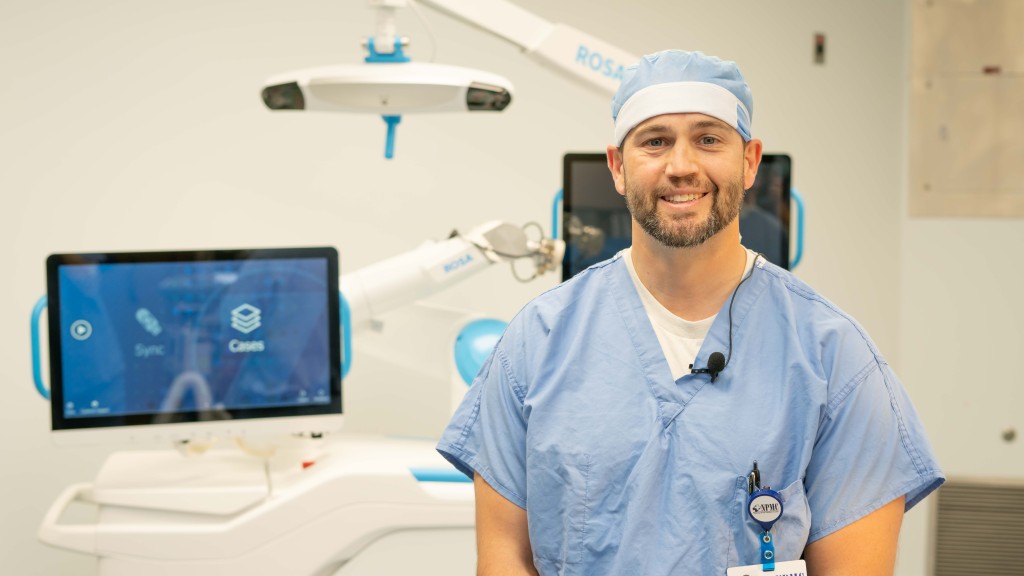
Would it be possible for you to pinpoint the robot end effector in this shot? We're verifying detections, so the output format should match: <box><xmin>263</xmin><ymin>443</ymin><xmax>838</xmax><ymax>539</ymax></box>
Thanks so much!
<box><xmin>341</xmin><ymin>221</ymin><xmax>564</xmax><ymax>333</ymax></box>
<box><xmin>466</xmin><ymin>221</ymin><xmax>564</xmax><ymax>279</ymax></box>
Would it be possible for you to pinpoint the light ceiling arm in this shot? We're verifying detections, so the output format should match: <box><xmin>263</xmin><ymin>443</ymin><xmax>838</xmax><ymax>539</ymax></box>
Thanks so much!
<box><xmin>367</xmin><ymin>0</ymin><xmax>408</xmax><ymax>55</ymax></box>
<box><xmin>417</xmin><ymin>0</ymin><xmax>553</xmax><ymax>49</ymax></box>
<box><xmin>418</xmin><ymin>0</ymin><xmax>638</xmax><ymax>95</ymax></box>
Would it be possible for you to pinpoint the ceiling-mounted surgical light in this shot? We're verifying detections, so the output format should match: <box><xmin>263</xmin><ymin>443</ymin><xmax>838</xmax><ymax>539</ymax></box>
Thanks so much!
<box><xmin>261</xmin><ymin>0</ymin><xmax>514</xmax><ymax>159</ymax></box>
<box><xmin>261</xmin><ymin>62</ymin><xmax>512</xmax><ymax>114</ymax></box>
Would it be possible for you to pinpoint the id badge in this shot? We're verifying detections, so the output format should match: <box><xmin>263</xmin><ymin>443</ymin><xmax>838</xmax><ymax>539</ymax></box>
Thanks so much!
<box><xmin>726</xmin><ymin>559</ymin><xmax>808</xmax><ymax>576</ymax></box>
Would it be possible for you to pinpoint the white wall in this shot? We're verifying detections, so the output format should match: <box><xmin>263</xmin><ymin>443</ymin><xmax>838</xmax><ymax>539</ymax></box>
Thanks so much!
<box><xmin>901</xmin><ymin>219</ymin><xmax>1024</xmax><ymax>476</ymax></box>
<box><xmin>1</xmin><ymin>0</ymin><xmax>932</xmax><ymax>574</ymax></box>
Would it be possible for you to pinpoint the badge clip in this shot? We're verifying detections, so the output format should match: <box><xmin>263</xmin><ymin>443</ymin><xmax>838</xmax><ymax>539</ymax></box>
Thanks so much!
<box><xmin>746</xmin><ymin>462</ymin><xmax>783</xmax><ymax>571</ymax></box>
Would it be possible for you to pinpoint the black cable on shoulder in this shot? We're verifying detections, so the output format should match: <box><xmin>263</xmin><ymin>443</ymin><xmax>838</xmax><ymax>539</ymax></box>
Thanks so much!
<box><xmin>722</xmin><ymin>252</ymin><xmax>763</xmax><ymax>372</ymax></box>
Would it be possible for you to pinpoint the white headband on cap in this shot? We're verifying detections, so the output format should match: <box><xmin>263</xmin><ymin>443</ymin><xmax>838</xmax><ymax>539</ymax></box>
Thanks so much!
<box><xmin>613</xmin><ymin>81</ymin><xmax>750</xmax><ymax>146</ymax></box>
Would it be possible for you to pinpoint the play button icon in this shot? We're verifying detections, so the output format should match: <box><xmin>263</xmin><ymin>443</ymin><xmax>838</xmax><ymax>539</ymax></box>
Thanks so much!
<box><xmin>70</xmin><ymin>320</ymin><xmax>93</xmax><ymax>341</ymax></box>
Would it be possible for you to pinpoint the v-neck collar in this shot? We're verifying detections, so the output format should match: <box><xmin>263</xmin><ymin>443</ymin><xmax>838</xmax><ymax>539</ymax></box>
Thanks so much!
<box><xmin>608</xmin><ymin>252</ymin><xmax>769</xmax><ymax>428</ymax></box>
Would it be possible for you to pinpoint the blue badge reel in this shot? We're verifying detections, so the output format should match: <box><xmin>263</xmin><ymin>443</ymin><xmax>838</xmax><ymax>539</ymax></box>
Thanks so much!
<box><xmin>748</xmin><ymin>488</ymin><xmax>784</xmax><ymax>532</ymax></box>
<box><xmin>748</xmin><ymin>487</ymin><xmax>783</xmax><ymax>569</ymax></box>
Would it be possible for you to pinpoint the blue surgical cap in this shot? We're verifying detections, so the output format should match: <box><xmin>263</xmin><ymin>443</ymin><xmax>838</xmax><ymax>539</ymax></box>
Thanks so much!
<box><xmin>611</xmin><ymin>50</ymin><xmax>753</xmax><ymax>145</ymax></box>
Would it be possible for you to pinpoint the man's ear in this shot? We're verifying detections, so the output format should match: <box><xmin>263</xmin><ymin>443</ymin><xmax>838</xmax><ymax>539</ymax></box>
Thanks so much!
<box><xmin>607</xmin><ymin>145</ymin><xmax>627</xmax><ymax>197</ymax></box>
<box><xmin>743</xmin><ymin>139</ymin><xmax>764</xmax><ymax>190</ymax></box>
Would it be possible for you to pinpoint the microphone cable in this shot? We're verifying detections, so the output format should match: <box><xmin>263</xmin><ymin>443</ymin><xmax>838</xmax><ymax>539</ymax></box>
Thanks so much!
<box><xmin>691</xmin><ymin>251</ymin><xmax>763</xmax><ymax>382</ymax></box>
<box><xmin>721</xmin><ymin>251</ymin><xmax>763</xmax><ymax>376</ymax></box>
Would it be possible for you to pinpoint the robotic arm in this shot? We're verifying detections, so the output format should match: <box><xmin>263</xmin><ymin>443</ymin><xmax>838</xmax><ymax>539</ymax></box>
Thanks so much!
<box><xmin>341</xmin><ymin>220</ymin><xmax>563</xmax><ymax>333</ymax></box>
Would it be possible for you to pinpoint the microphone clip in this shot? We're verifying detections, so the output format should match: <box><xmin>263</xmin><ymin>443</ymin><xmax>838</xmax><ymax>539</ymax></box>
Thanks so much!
<box><xmin>688</xmin><ymin>366</ymin><xmax>721</xmax><ymax>383</ymax></box>
<box><xmin>689</xmin><ymin>351</ymin><xmax>727</xmax><ymax>383</ymax></box>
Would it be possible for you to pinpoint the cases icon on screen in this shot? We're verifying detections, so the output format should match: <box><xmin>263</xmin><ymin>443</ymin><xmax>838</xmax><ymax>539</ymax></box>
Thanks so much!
<box><xmin>230</xmin><ymin>304</ymin><xmax>262</xmax><ymax>334</ymax></box>
<box><xmin>70</xmin><ymin>320</ymin><xmax>93</xmax><ymax>341</ymax></box>
<box><xmin>135</xmin><ymin>308</ymin><xmax>163</xmax><ymax>336</ymax></box>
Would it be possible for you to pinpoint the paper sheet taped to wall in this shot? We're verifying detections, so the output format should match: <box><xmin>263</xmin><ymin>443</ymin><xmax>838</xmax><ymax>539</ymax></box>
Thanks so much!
<box><xmin>909</xmin><ymin>0</ymin><xmax>1024</xmax><ymax>217</ymax></box>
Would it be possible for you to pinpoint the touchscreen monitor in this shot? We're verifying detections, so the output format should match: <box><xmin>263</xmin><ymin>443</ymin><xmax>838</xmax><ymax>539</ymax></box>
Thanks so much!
<box><xmin>46</xmin><ymin>247</ymin><xmax>341</xmax><ymax>444</ymax></box>
<box><xmin>562</xmin><ymin>153</ymin><xmax>792</xmax><ymax>280</ymax></box>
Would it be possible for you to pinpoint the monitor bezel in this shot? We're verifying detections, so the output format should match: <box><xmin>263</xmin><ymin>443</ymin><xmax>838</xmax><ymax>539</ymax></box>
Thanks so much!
<box><xmin>561</xmin><ymin>152</ymin><xmax>792</xmax><ymax>281</ymax></box>
<box><xmin>562</xmin><ymin>152</ymin><xmax>616</xmax><ymax>281</ymax></box>
<box><xmin>45</xmin><ymin>247</ymin><xmax>342</xmax><ymax>440</ymax></box>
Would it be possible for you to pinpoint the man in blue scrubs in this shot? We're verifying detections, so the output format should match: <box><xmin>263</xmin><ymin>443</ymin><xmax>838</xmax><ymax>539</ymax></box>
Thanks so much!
<box><xmin>437</xmin><ymin>50</ymin><xmax>943</xmax><ymax>575</ymax></box>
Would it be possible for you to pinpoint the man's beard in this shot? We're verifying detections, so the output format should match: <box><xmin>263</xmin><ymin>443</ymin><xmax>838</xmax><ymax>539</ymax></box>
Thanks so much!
<box><xmin>624</xmin><ymin>170</ymin><xmax>745</xmax><ymax>249</ymax></box>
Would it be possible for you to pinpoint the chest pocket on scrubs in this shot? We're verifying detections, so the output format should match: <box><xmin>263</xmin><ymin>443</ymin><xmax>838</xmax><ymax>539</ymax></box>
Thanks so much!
<box><xmin>728</xmin><ymin>477</ymin><xmax>811</xmax><ymax>566</ymax></box>
<box><xmin>527</xmin><ymin>448</ymin><xmax>592</xmax><ymax>572</ymax></box>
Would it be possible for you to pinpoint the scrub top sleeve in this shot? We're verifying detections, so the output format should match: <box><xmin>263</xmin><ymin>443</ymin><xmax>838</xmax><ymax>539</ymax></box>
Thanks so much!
<box><xmin>436</xmin><ymin>344</ymin><xmax>529</xmax><ymax>509</ymax></box>
<box><xmin>803</xmin><ymin>358</ymin><xmax>944</xmax><ymax>542</ymax></box>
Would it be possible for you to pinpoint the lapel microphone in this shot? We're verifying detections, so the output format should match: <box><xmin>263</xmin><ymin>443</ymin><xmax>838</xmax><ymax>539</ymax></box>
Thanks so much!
<box><xmin>689</xmin><ymin>351</ymin><xmax>726</xmax><ymax>382</ymax></box>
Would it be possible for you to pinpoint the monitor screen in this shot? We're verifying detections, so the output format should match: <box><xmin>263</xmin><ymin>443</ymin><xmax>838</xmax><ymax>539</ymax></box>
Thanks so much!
<box><xmin>46</xmin><ymin>247</ymin><xmax>341</xmax><ymax>443</ymax></box>
<box><xmin>562</xmin><ymin>153</ymin><xmax>792</xmax><ymax>280</ymax></box>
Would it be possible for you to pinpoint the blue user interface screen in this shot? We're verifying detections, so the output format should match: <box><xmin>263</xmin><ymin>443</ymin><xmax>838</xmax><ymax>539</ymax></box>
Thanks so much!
<box><xmin>56</xmin><ymin>257</ymin><xmax>333</xmax><ymax>422</ymax></box>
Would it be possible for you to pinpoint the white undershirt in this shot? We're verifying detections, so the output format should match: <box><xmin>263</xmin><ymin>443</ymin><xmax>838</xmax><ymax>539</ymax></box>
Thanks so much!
<box><xmin>623</xmin><ymin>247</ymin><xmax>757</xmax><ymax>380</ymax></box>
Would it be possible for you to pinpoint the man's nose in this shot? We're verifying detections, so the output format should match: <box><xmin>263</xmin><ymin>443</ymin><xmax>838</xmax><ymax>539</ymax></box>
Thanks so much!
<box><xmin>665</xmin><ymin>144</ymin><xmax>699</xmax><ymax>178</ymax></box>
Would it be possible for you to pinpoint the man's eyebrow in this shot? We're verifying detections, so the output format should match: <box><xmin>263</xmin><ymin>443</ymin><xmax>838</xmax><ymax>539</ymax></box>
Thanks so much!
<box><xmin>691</xmin><ymin>118</ymin><xmax>733</xmax><ymax>132</ymax></box>
<box><xmin>630</xmin><ymin>124</ymin><xmax>672</xmax><ymax>141</ymax></box>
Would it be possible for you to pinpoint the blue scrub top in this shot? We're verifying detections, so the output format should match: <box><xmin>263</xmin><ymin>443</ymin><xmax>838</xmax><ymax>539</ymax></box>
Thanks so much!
<box><xmin>438</xmin><ymin>253</ymin><xmax>943</xmax><ymax>575</ymax></box>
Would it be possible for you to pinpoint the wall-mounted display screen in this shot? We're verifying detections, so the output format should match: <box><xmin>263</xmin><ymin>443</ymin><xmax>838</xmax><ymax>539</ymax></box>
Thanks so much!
<box><xmin>46</xmin><ymin>247</ymin><xmax>341</xmax><ymax>437</ymax></box>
